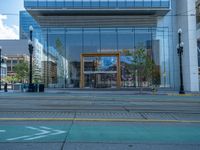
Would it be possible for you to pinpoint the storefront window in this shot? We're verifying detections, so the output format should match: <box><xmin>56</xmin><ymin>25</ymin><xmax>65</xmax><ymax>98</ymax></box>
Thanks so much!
<box><xmin>42</xmin><ymin>27</ymin><xmax>170</xmax><ymax>88</ymax></box>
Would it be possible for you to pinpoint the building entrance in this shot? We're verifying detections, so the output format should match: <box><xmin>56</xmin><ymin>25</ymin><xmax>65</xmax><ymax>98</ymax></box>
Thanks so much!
<box><xmin>80</xmin><ymin>52</ymin><xmax>121</xmax><ymax>88</ymax></box>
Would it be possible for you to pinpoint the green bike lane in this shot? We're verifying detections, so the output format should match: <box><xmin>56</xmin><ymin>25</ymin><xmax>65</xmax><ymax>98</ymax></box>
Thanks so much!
<box><xmin>1</xmin><ymin>92</ymin><xmax>200</xmax><ymax>104</ymax></box>
<box><xmin>0</xmin><ymin>122</ymin><xmax>200</xmax><ymax>144</ymax></box>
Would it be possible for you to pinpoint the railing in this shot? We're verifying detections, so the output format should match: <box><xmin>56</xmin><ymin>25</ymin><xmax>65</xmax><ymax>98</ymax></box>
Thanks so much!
<box><xmin>24</xmin><ymin>0</ymin><xmax>170</xmax><ymax>9</ymax></box>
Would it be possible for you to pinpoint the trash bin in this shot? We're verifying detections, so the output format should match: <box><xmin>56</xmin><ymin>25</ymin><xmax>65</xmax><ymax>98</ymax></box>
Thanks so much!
<box><xmin>28</xmin><ymin>83</ymin><xmax>35</xmax><ymax>92</ymax></box>
<box><xmin>39</xmin><ymin>84</ymin><xmax>44</xmax><ymax>92</ymax></box>
<box><xmin>4</xmin><ymin>83</ymin><xmax>8</xmax><ymax>92</ymax></box>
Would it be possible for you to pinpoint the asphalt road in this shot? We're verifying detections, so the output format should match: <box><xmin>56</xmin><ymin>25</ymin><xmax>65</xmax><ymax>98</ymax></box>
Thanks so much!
<box><xmin>0</xmin><ymin>91</ymin><xmax>200</xmax><ymax>150</ymax></box>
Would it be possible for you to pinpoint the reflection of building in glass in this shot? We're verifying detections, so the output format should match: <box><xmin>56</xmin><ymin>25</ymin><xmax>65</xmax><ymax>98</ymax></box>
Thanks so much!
<box><xmin>20</xmin><ymin>11</ymin><xmax>43</xmax><ymax>42</ymax></box>
<box><xmin>22</xmin><ymin>0</ymin><xmax>199</xmax><ymax>91</ymax></box>
<box><xmin>33</xmin><ymin>39</ymin><xmax>43</xmax><ymax>83</ymax></box>
<box><xmin>0</xmin><ymin>40</ymin><xmax>29</xmax><ymax>78</ymax></box>
<box><xmin>42</xmin><ymin>61</ymin><xmax>57</xmax><ymax>87</ymax></box>
<box><xmin>5</xmin><ymin>55</ymin><xmax>29</xmax><ymax>77</ymax></box>
<box><xmin>0</xmin><ymin>55</ymin><xmax>7</xmax><ymax>81</ymax></box>
<box><xmin>196</xmin><ymin>0</ymin><xmax>200</xmax><ymax>87</ymax></box>
<box><xmin>20</xmin><ymin>12</ymin><xmax>44</xmax><ymax>83</ymax></box>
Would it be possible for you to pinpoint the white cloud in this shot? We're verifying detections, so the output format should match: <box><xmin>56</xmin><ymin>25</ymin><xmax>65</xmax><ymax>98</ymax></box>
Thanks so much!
<box><xmin>0</xmin><ymin>14</ymin><xmax>19</xmax><ymax>40</ymax></box>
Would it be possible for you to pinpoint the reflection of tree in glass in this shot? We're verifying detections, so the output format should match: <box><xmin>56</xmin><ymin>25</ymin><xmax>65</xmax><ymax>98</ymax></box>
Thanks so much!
<box><xmin>126</xmin><ymin>49</ymin><xmax>160</xmax><ymax>91</ymax></box>
<box><xmin>13</xmin><ymin>60</ymin><xmax>29</xmax><ymax>83</ymax></box>
<box><xmin>55</xmin><ymin>37</ymin><xmax>65</xmax><ymax>87</ymax></box>
<box><xmin>55</xmin><ymin>38</ymin><xmax>64</xmax><ymax>55</ymax></box>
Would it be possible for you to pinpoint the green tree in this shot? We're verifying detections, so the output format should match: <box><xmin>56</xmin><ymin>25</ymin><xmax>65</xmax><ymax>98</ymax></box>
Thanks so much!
<box><xmin>55</xmin><ymin>37</ymin><xmax>64</xmax><ymax>55</ymax></box>
<box><xmin>132</xmin><ymin>49</ymin><xmax>147</xmax><ymax>88</ymax></box>
<box><xmin>4</xmin><ymin>75</ymin><xmax>18</xmax><ymax>83</ymax></box>
<box><xmin>13</xmin><ymin>60</ymin><xmax>29</xmax><ymax>83</ymax></box>
<box><xmin>127</xmin><ymin>49</ymin><xmax>160</xmax><ymax>92</ymax></box>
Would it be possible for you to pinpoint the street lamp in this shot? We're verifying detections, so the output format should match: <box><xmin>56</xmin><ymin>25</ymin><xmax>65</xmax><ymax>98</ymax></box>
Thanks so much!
<box><xmin>28</xmin><ymin>26</ymin><xmax>34</xmax><ymax>92</ymax></box>
<box><xmin>0</xmin><ymin>46</ymin><xmax>2</xmax><ymax>90</ymax></box>
<box><xmin>177</xmin><ymin>28</ymin><xmax>185</xmax><ymax>94</ymax></box>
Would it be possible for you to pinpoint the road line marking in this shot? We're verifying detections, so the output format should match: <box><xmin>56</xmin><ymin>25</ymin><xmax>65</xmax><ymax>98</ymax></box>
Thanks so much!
<box><xmin>7</xmin><ymin>135</ymin><xmax>30</xmax><ymax>141</ymax></box>
<box><xmin>0</xmin><ymin>130</ymin><xmax>6</xmax><ymax>133</ymax></box>
<box><xmin>0</xmin><ymin>118</ymin><xmax>200</xmax><ymax>123</ymax></box>
<box><xmin>7</xmin><ymin>126</ymin><xmax>66</xmax><ymax>141</ymax></box>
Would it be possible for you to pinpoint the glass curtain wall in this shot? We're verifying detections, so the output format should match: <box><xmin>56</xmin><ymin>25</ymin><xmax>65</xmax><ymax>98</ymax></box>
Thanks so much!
<box><xmin>25</xmin><ymin>0</ymin><xmax>171</xmax><ymax>9</ymax></box>
<box><xmin>42</xmin><ymin>27</ymin><xmax>170</xmax><ymax>88</ymax></box>
<box><xmin>42</xmin><ymin>28</ymin><xmax>66</xmax><ymax>88</ymax></box>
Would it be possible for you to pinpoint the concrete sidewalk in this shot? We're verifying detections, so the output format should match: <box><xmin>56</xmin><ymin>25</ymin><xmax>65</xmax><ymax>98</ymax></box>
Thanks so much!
<box><xmin>0</xmin><ymin>88</ymin><xmax>200</xmax><ymax>97</ymax></box>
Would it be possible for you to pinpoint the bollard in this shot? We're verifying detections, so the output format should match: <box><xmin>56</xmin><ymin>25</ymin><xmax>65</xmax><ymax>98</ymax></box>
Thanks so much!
<box><xmin>4</xmin><ymin>83</ymin><xmax>8</xmax><ymax>92</ymax></box>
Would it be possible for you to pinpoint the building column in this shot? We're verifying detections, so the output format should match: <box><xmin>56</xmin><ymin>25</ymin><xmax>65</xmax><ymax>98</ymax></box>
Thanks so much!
<box><xmin>176</xmin><ymin>0</ymin><xmax>199</xmax><ymax>92</ymax></box>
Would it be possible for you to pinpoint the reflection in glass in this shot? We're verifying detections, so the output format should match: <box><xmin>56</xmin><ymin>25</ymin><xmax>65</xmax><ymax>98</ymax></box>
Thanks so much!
<box><xmin>41</xmin><ymin>27</ymin><xmax>170</xmax><ymax>88</ymax></box>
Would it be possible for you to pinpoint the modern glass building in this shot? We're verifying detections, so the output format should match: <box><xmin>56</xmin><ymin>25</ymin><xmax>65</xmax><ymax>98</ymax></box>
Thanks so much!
<box><xmin>20</xmin><ymin>11</ymin><xmax>43</xmax><ymax>42</ymax></box>
<box><xmin>22</xmin><ymin>0</ymin><xmax>199</xmax><ymax>91</ymax></box>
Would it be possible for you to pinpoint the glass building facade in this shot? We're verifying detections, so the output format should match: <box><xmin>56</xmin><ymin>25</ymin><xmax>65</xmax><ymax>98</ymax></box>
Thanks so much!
<box><xmin>20</xmin><ymin>11</ymin><xmax>43</xmax><ymax>42</ymax></box>
<box><xmin>25</xmin><ymin>0</ymin><xmax>170</xmax><ymax>9</ymax></box>
<box><xmin>23</xmin><ymin>0</ymin><xmax>173</xmax><ymax>88</ymax></box>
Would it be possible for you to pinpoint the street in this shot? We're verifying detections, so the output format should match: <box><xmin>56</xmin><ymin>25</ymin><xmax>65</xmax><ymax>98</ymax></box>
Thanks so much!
<box><xmin>0</xmin><ymin>91</ymin><xmax>200</xmax><ymax>150</ymax></box>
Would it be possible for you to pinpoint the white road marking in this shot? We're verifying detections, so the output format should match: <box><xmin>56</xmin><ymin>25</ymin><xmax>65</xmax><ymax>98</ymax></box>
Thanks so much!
<box><xmin>7</xmin><ymin>135</ymin><xmax>31</xmax><ymax>141</ymax></box>
<box><xmin>7</xmin><ymin>126</ymin><xmax>66</xmax><ymax>141</ymax></box>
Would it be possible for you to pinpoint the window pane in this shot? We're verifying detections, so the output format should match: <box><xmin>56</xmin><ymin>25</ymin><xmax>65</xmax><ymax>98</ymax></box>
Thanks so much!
<box><xmin>83</xmin><ymin>0</ymin><xmax>91</xmax><ymax>8</ymax></box>
<box><xmin>118</xmin><ymin>28</ymin><xmax>134</xmax><ymax>52</ymax></box>
<box><xmin>100</xmin><ymin>0</ymin><xmax>108</xmax><ymax>8</ymax></box>
<box><xmin>135</xmin><ymin>0</ymin><xmax>143</xmax><ymax>7</ymax></box>
<box><xmin>118</xmin><ymin>0</ymin><xmax>126</xmax><ymax>8</ymax></box>
<box><xmin>65</xmin><ymin>0</ymin><xmax>73</xmax><ymax>8</ymax></box>
<box><xmin>144</xmin><ymin>0</ymin><xmax>152</xmax><ymax>7</ymax></box>
<box><xmin>127</xmin><ymin>0</ymin><xmax>134</xmax><ymax>8</ymax></box>
<box><xmin>101</xmin><ymin>28</ymin><xmax>117</xmax><ymax>52</ymax></box>
<box><xmin>83</xmin><ymin>28</ymin><xmax>100</xmax><ymax>53</ymax></box>
<box><xmin>47</xmin><ymin>0</ymin><xmax>56</xmax><ymax>7</ymax></box>
<box><xmin>56</xmin><ymin>0</ymin><xmax>65</xmax><ymax>7</ymax></box>
<box><xmin>91</xmin><ymin>0</ymin><xmax>100</xmax><ymax>8</ymax></box>
<box><xmin>152</xmin><ymin>0</ymin><xmax>161</xmax><ymax>7</ymax></box>
<box><xmin>109</xmin><ymin>0</ymin><xmax>117</xmax><ymax>8</ymax></box>
<box><xmin>47</xmin><ymin>28</ymin><xmax>66</xmax><ymax>87</ymax></box>
<box><xmin>38</xmin><ymin>0</ymin><xmax>47</xmax><ymax>7</ymax></box>
<box><xmin>74</xmin><ymin>0</ymin><xmax>83</xmax><ymax>8</ymax></box>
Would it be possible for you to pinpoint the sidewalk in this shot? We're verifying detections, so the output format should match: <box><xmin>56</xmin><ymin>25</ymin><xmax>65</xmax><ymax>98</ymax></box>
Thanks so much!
<box><xmin>0</xmin><ymin>88</ymin><xmax>200</xmax><ymax>96</ymax></box>
<box><xmin>45</xmin><ymin>88</ymin><xmax>200</xmax><ymax>96</ymax></box>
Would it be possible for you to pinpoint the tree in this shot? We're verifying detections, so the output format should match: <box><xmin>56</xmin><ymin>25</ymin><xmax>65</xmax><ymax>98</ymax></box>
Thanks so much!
<box><xmin>13</xmin><ymin>60</ymin><xmax>29</xmax><ymax>83</ymax></box>
<box><xmin>131</xmin><ymin>49</ymin><xmax>147</xmax><ymax>88</ymax></box>
<box><xmin>127</xmin><ymin>49</ymin><xmax>160</xmax><ymax>92</ymax></box>
<box><xmin>55</xmin><ymin>37</ymin><xmax>64</xmax><ymax>55</ymax></box>
<box><xmin>3</xmin><ymin>75</ymin><xmax>18</xmax><ymax>83</ymax></box>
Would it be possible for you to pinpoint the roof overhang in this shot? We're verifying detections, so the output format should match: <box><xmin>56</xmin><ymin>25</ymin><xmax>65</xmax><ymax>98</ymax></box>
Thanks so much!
<box><xmin>27</xmin><ymin>8</ymin><xmax>170</xmax><ymax>16</ymax></box>
<box><xmin>26</xmin><ymin>8</ymin><xmax>170</xmax><ymax>28</ymax></box>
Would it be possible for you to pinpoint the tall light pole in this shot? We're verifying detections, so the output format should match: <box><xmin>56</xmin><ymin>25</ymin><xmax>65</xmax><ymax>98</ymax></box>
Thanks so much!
<box><xmin>177</xmin><ymin>28</ymin><xmax>185</xmax><ymax>94</ymax></box>
<box><xmin>28</xmin><ymin>26</ymin><xmax>34</xmax><ymax>92</ymax></box>
<box><xmin>0</xmin><ymin>46</ymin><xmax>2</xmax><ymax>90</ymax></box>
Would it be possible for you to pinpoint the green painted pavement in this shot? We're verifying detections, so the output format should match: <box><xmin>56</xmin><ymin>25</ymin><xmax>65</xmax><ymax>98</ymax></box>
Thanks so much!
<box><xmin>0</xmin><ymin>125</ymin><xmax>70</xmax><ymax>142</ymax></box>
<box><xmin>1</xmin><ymin>93</ymin><xmax>200</xmax><ymax>102</ymax></box>
<box><xmin>0</xmin><ymin>124</ymin><xmax>200</xmax><ymax>143</ymax></box>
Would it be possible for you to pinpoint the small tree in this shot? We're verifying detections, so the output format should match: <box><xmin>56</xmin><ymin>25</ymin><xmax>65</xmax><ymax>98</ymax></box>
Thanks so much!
<box><xmin>13</xmin><ymin>60</ymin><xmax>29</xmax><ymax>83</ymax></box>
<box><xmin>127</xmin><ymin>49</ymin><xmax>160</xmax><ymax>93</ymax></box>
<box><xmin>132</xmin><ymin>49</ymin><xmax>146</xmax><ymax>92</ymax></box>
<box><xmin>4</xmin><ymin>75</ymin><xmax>18</xmax><ymax>84</ymax></box>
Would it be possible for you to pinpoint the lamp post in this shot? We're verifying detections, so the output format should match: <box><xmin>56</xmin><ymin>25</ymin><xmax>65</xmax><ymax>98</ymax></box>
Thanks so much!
<box><xmin>28</xmin><ymin>26</ymin><xmax>34</xmax><ymax>92</ymax></box>
<box><xmin>177</xmin><ymin>28</ymin><xmax>185</xmax><ymax>94</ymax></box>
<box><xmin>0</xmin><ymin>46</ymin><xmax>2</xmax><ymax>90</ymax></box>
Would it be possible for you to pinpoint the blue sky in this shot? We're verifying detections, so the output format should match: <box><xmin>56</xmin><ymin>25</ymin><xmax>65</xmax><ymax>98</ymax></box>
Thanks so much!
<box><xmin>0</xmin><ymin>0</ymin><xmax>24</xmax><ymax>39</ymax></box>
